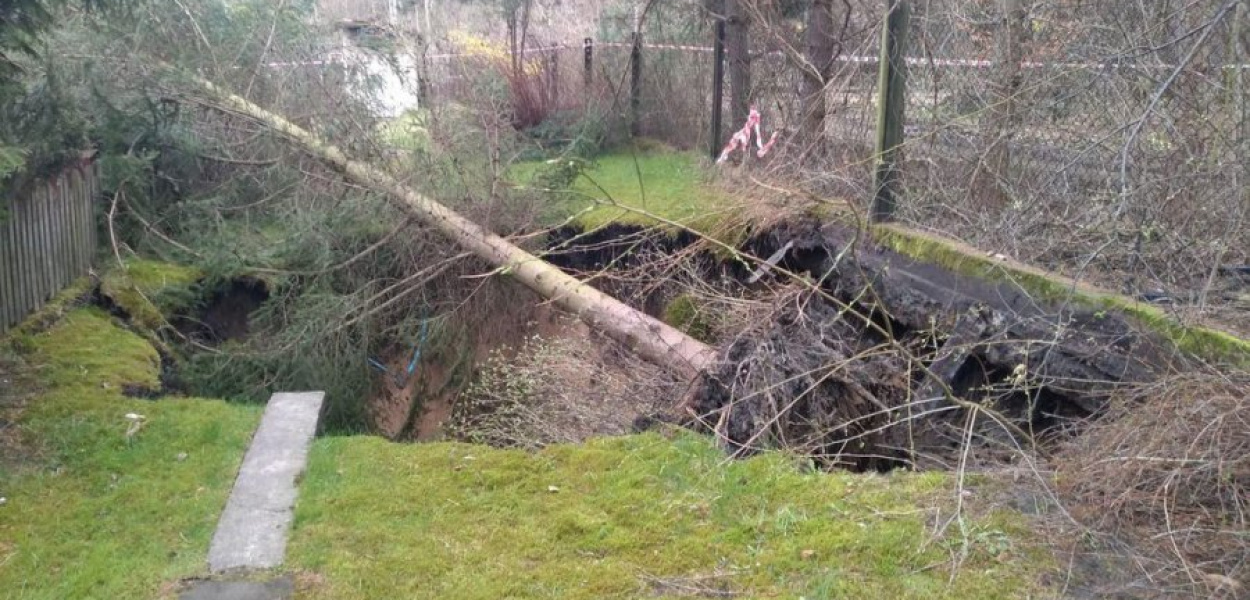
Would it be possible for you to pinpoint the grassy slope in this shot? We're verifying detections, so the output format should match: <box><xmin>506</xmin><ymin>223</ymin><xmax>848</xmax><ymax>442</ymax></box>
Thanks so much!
<box><xmin>1</xmin><ymin>266</ymin><xmax>1057</xmax><ymax>599</ymax></box>
<box><xmin>289</xmin><ymin>433</ymin><xmax>1051</xmax><ymax>599</ymax></box>
<box><xmin>514</xmin><ymin>149</ymin><xmax>734</xmax><ymax>231</ymax></box>
<box><xmin>0</xmin><ymin>306</ymin><xmax>260</xmax><ymax>599</ymax></box>
<box><xmin>98</xmin><ymin>258</ymin><xmax>203</xmax><ymax>330</ymax></box>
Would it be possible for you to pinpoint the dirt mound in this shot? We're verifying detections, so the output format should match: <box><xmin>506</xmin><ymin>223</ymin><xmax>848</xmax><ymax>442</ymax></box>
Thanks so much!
<box><xmin>685</xmin><ymin>219</ymin><xmax>1178</xmax><ymax>471</ymax></box>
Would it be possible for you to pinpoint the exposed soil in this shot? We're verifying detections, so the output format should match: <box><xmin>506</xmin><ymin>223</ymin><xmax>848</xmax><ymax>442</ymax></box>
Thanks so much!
<box><xmin>537</xmin><ymin>216</ymin><xmax>1182</xmax><ymax>471</ymax></box>
<box><xmin>365</xmin><ymin>214</ymin><xmax>1205</xmax><ymax>479</ymax></box>
<box><xmin>176</xmin><ymin>277</ymin><xmax>271</xmax><ymax>344</ymax></box>
<box><xmin>537</xmin><ymin>217</ymin><xmax>1248</xmax><ymax>595</ymax></box>
<box><xmin>690</xmin><ymin>217</ymin><xmax>1177</xmax><ymax>470</ymax></box>
<box><xmin>365</xmin><ymin>277</ymin><xmax>630</xmax><ymax>441</ymax></box>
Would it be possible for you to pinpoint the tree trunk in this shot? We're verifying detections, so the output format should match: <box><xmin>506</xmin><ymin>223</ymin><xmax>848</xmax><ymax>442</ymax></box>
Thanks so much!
<box><xmin>725</xmin><ymin>0</ymin><xmax>752</xmax><ymax>123</ymax></box>
<box><xmin>976</xmin><ymin>0</ymin><xmax>1028</xmax><ymax>209</ymax></box>
<box><xmin>187</xmin><ymin>77</ymin><xmax>717</xmax><ymax>380</ymax></box>
<box><xmin>800</xmin><ymin>0</ymin><xmax>837</xmax><ymax>141</ymax></box>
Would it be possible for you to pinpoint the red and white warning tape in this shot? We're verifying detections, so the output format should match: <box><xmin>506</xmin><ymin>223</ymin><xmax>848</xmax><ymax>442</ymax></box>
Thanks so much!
<box><xmin>262</xmin><ymin>40</ymin><xmax>1250</xmax><ymax>71</ymax></box>
<box><xmin>716</xmin><ymin>105</ymin><xmax>778</xmax><ymax>164</ymax></box>
<box><xmin>598</xmin><ymin>41</ymin><xmax>714</xmax><ymax>53</ymax></box>
<box><xmin>427</xmin><ymin>43</ymin><xmax>571</xmax><ymax>60</ymax></box>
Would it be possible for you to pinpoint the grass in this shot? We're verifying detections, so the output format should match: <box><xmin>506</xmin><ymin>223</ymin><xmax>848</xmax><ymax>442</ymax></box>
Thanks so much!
<box><xmin>513</xmin><ymin>148</ymin><xmax>736</xmax><ymax>232</ymax></box>
<box><xmin>378</xmin><ymin>109</ymin><xmax>432</xmax><ymax>154</ymax></box>
<box><xmin>289</xmin><ymin>432</ymin><xmax>1053</xmax><ymax>599</ymax></box>
<box><xmin>2</xmin><ymin>278</ymin><xmax>96</xmax><ymax>340</ymax></box>
<box><xmin>0</xmin><ymin>307</ymin><xmax>261</xmax><ymax>599</ymax></box>
<box><xmin>99</xmin><ymin>258</ymin><xmax>203</xmax><ymax>330</ymax></box>
<box><xmin>662</xmin><ymin>293</ymin><xmax>715</xmax><ymax>343</ymax></box>
<box><xmin>0</xmin><ymin>268</ymin><xmax>1060</xmax><ymax>600</ymax></box>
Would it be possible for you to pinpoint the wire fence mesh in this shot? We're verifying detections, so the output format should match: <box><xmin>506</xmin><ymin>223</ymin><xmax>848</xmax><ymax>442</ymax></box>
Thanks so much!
<box><xmin>414</xmin><ymin>0</ymin><xmax>1247</xmax><ymax>325</ymax></box>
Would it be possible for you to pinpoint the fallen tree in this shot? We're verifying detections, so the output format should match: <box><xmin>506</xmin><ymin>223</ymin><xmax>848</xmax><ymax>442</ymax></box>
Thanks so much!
<box><xmin>179</xmin><ymin>74</ymin><xmax>1195</xmax><ymax>472</ymax></box>
<box><xmin>180</xmin><ymin>76</ymin><xmax>716</xmax><ymax>381</ymax></box>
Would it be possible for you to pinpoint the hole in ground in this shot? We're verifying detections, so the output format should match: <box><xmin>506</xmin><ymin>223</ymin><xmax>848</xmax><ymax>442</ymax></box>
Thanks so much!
<box><xmin>174</xmin><ymin>277</ymin><xmax>270</xmax><ymax>345</ymax></box>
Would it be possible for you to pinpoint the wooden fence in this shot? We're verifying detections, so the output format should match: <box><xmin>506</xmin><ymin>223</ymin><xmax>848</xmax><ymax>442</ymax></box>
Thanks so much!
<box><xmin>0</xmin><ymin>162</ymin><xmax>99</xmax><ymax>334</ymax></box>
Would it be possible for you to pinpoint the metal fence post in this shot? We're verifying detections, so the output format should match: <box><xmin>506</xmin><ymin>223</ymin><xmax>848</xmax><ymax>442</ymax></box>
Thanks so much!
<box><xmin>711</xmin><ymin>8</ymin><xmax>726</xmax><ymax>159</ymax></box>
<box><xmin>870</xmin><ymin>0</ymin><xmax>910</xmax><ymax>222</ymax></box>
<box><xmin>630</xmin><ymin>31</ymin><xmax>643</xmax><ymax>137</ymax></box>
<box><xmin>583</xmin><ymin>37</ymin><xmax>593</xmax><ymax>87</ymax></box>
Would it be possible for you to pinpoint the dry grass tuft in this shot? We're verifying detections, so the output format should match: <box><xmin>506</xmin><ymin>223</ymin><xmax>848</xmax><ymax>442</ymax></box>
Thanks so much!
<box><xmin>1058</xmin><ymin>369</ymin><xmax>1249</xmax><ymax>597</ymax></box>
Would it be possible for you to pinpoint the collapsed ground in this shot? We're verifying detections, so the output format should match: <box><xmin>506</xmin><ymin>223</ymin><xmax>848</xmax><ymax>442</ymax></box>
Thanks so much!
<box><xmin>2</xmin><ymin>1</ymin><xmax>1247</xmax><ymax>597</ymax></box>
<box><xmin>4</xmin><ymin>146</ymin><xmax>1247</xmax><ymax>598</ymax></box>
<box><xmin>0</xmin><ymin>285</ymin><xmax>1054</xmax><ymax>599</ymax></box>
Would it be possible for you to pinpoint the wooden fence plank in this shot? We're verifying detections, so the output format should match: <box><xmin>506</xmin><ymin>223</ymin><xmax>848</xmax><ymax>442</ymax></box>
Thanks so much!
<box><xmin>45</xmin><ymin>182</ymin><xmax>58</xmax><ymax>301</ymax></box>
<box><xmin>0</xmin><ymin>164</ymin><xmax>100</xmax><ymax>334</ymax></box>
<box><xmin>17</xmin><ymin>187</ymin><xmax>33</xmax><ymax>318</ymax></box>
<box><xmin>51</xmin><ymin>177</ymin><xmax>64</xmax><ymax>291</ymax></box>
<box><xmin>66</xmin><ymin>169</ymin><xmax>79</xmax><ymax>284</ymax></box>
<box><xmin>35</xmin><ymin>184</ymin><xmax>49</xmax><ymax>311</ymax></box>
<box><xmin>56</xmin><ymin>174</ymin><xmax>68</xmax><ymax>289</ymax></box>
<box><xmin>17</xmin><ymin>187</ymin><xmax>33</xmax><ymax>319</ymax></box>
<box><xmin>1</xmin><ymin>201</ymin><xmax>14</xmax><ymax>329</ymax></box>
<box><xmin>79</xmin><ymin>166</ymin><xmax>91</xmax><ymax>273</ymax></box>
<box><xmin>57</xmin><ymin>172</ymin><xmax>72</xmax><ymax>289</ymax></box>
<box><xmin>88</xmin><ymin>164</ymin><xmax>98</xmax><ymax>266</ymax></box>
<box><xmin>73</xmin><ymin>166</ymin><xmax>85</xmax><ymax>273</ymax></box>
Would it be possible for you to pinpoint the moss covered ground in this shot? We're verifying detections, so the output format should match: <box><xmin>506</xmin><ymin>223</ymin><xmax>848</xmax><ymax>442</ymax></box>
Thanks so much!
<box><xmin>98</xmin><ymin>258</ymin><xmax>203</xmax><ymax>330</ymax></box>
<box><xmin>514</xmin><ymin>148</ymin><xmax>735</xmax><ymax>231</ymax></box>
<box><xmin>871</xmin><ymin>225</ymin><xmax>1250</xmax><ymax>367</ymax></box>
<box><xmin>288</xmin><ymin>433</ymin><xmax>1053</xmax><ymax>599</ymax></box>
<box><xmin>0</xmin><ymin>305</ymin><xmax>260</xmax><ymax>599</ymax></box>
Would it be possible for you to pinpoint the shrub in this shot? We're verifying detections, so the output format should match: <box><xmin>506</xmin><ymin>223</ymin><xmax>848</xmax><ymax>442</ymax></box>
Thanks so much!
<box><xmin>530</xmin><ymin>156</ymin><xmax>593</xmax><ymax>191</ymax></box>
<box><xmin>1058</xmin><ymin>370</ymin><xmax>1250</xmax><ymax>596</ymax></box>
<box><xmin>521</xmin><ymin>109</ymin><xmax>613</xmax><ymax>159</ymax></box>
<box><xmin>662</xmin><ymin>293</ymin><xmax>714</xmax><ymax>343</ymax></box>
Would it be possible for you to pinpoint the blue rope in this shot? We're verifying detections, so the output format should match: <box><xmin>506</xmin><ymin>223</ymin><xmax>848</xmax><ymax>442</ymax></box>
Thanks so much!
<box><xmin>406</xmin><ymin>319</ymin><xmax>429</xmax><ymax>376</ymax></box>
<box><xmin>367</xmin><ymin>318</ymin><xmax>431</xmax><ymax>386</ymax></box>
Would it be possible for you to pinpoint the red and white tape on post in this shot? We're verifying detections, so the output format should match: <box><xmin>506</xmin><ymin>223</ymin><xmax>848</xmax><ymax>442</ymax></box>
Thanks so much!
<box><xmin>716</xmin><ymin>105</ymin><xmax>778</xmax><ymax>164</ymax></box>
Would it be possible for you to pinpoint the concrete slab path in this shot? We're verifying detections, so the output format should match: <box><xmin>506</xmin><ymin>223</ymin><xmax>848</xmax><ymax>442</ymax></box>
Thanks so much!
<box><xmin>180</xmin><ymin>577</ymin><xmax>293</xmax><ymax>600</ymax></box>
<box><xmin>206</xmin><ymin>391</ymin><xmax>325</xmax><ymax>573</ymax></box>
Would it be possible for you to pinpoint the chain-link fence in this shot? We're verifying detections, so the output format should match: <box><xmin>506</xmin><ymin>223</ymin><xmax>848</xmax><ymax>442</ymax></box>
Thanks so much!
<box><xmin>899</xmin><ymin>1</ymin><xmax>1247</xmax><ymax>314</ymax></box>
<box><xmin>417</xmin><ymin>0</ymin><xmax>1248</xmax><ymax>325</ymax></box>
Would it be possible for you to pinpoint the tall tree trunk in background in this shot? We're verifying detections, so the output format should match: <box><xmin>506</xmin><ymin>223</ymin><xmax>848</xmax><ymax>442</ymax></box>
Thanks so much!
<box><xmin>506</xmin><ymin>9</ymin><xmax>519</xmax><ymax>75</ymax></box>
<box><xmin>185</xmin><ymin>76</ymin><xmax>717</xmax><ymax>380</ymax></box>
<box><xmin>800</xmin><ymin>0</ymin><xmax>849</xmax><ymax>144</ymax></box>
<box><xmin>726</xmin><ymin>0</ymin><xmax>752</xmax><ymax>123</ymax></box>
<box><xmin>976</xmin><ymin>0</ymin><xmax>1029</xmax><ymax>209</ymax></box>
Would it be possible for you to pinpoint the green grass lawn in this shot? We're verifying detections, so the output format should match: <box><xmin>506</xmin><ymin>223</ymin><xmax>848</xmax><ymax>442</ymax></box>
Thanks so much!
<box><xmin>513</xmin><ymin>148</ymin><xmax>738</xmax><ymax>231</ymax></box>
<box><xmin>289</xmin><ymin>433</ymin><xmax>1053</xmax><ymax>599</ymax></box>
<box><xmin>0</xmin><ymin>305</ymin><xmax>260</xmax><ymax>599</ymax></box>
<box><xmin>0</xmin><ymin>273</ymin><xmax>1056</xmax><ymax>600</ymax></box>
